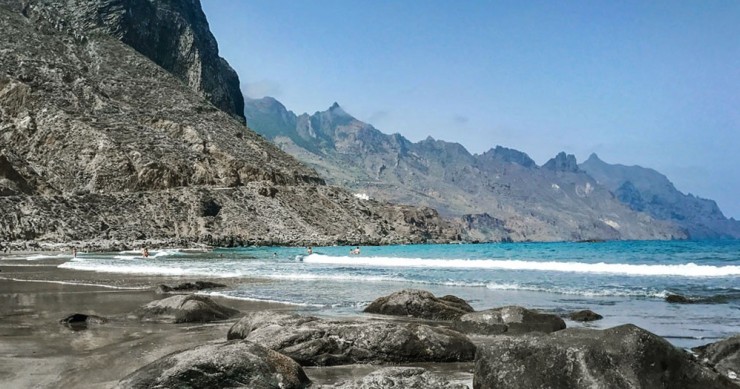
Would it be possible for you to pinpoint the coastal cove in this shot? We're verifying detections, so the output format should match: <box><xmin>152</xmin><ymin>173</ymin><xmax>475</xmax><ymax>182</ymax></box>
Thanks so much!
<box><xmin>4</xmin><ymin>240</ymin><xmax>739</xmax><ymax>349</ymax></box>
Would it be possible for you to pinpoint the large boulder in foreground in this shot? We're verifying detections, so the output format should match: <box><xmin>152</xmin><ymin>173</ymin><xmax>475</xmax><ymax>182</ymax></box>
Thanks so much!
<box><xmin>317</xmin><ymin>367</ymin><xmax>469</xmax><ymax>389</ymax></box>
<box><xmin>474</xmin><ymin>324</ymin><xmax>737</xmax><ymax>389</ymax></box>
<box><xmin>227</xmin><ymin>311</ymin><xmax>475</xmax><ymax>366</ymax></box>
<box><xmin>136</xmin><ymin>294</ymin><xmax>239</xmax><ymax>323</ymax></box>
<box><xmin>693</xmin><ymin>335</ymin><xmax>740</xmax><ymax>384</ymax></box>
<box><xmin>363</xmin><ymin>289</ymin><xmax>474</xmax><ymax>320</ymax></box>
<box><xmin>116</xmin><ymin>340</ymin><xmax>310</xmax><ymax>389</ymax></box>
<box><xmin>454</xmin><ymin>306</ymin><xmax>565</xmax><ymax>335</ymax></box>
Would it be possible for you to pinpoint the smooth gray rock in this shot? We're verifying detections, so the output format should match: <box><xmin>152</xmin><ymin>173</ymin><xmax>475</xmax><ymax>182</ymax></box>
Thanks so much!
<box><xmin>474</xmin><ymin>324</ymin><xmax>738</xmax><ymax>389</ymax></box>
<box><xmin>363</xmin><ymin>289</ymin><xmax>474</xmax><ymax>320</ymax></box>
<box><xmin>318</xmin><ymin>367</ymin><xmax>469</xmax><ymax>389</ymax></box>
<box><xmin>136</xmin><ymin>294</ymin><xmax>238</xmax><ymax>323</ymax></box>
<box><xmin>227</xmin><ymin>311</ymin><xmax>476</xmax><ymax>366</ymax></box>
<box><xmin>568</xmin><ymin>309</ymin><xmax>603</xmax><ymax>322</ymax></box>
<box><xmin>454</xmin><ymin>306</ymin><xmax>566</xmax><ymax>335</ymax></box>
<box><xmin>116</xmin><ymin>340</ymin><xmax>310</xmax><ymax>389</ymax></box>
<box><xmin>693</xmin><ymin>335</ymin><xmax>740</xmax><ymax>384</ymax></box>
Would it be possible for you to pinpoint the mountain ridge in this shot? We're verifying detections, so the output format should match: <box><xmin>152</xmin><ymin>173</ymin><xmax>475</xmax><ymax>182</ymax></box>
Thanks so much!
<box><xmin>245</xmin><ymin>96</ymin><xmax>687</xmax><ymax>242</ymax></box>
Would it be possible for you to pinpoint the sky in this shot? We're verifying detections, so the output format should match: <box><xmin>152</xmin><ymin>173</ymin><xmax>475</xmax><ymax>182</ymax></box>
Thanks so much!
<box><xmin>201</xmin><ymin>0</ymin><xmax>739</xmax><ymax>219</ymax></box>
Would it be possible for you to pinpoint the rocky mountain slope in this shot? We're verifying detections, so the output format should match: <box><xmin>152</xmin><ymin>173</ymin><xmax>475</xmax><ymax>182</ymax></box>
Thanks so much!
<box><xmin>581</xmin><ymin>154</ymin><xmax>740</xmax><ymax>239</ymax></box>
<box><xmin>7</xmin><ymin>0</ymin><xmax>245</xmax><ymax>125</ymax></box>
<box><xmin>0</xmin><ymin>1</ymin><xmax>455</xmax><ymax>247</ymax></box>
<box><xmin>245</xmin><ymin>97</ymin><xmax>685</xmax><ymax>242</ymax></box>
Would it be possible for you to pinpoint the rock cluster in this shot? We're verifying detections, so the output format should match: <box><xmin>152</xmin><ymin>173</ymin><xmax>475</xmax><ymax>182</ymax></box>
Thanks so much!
<box><xmin>135</xmin><ymin>294</ymin><xmax>239</xmax><ymax>323</ymax></box>
<box><xmin>227</xmin><ymin>311</ymin><xmax>476</xmax><ymax>366</ymax></box>
<box><xmin>363</xmin><ymin>289</ymin><xmax>474</xmax><ymax>320</ymax></box>
<box><xmin>474</xmin><ymin>324</ymin><xmax>737</xmax><ymax>389</ymax></box>
<box><xmin>156</xmin><ymin>281</ymin><xmax>227</xmax><ymax>294</ymax></box>
<box><xmin>116</xmin><ymin>340</ymin><xmax>310</xmax><ymax>389</ymax></box>
<box><xmin>693</xmin><ymin>335</ymin><xmax>740</xmax><ymax>384</ymax></box>
<box><xmin>454</xmin><ymin>306</ymin><xmax>566</xmax><ymax>335</ymax></box>
<box><xmin>317</xmin><ymin>367</ymin><xmax>469</xmax><ymax>389</ymax></box>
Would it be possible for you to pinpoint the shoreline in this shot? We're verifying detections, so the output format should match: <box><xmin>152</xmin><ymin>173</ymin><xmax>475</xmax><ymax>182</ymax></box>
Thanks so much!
<box><xmin>0</xmin><ymin>261</ymin><xmax>478</xmax><ymax>387</ymax></box>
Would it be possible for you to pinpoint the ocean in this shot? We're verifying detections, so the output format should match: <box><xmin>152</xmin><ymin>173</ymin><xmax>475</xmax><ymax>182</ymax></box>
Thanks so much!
<box><xmin>53</xmin><ymin>240</ymin><xmax>740</xmax><ymax>348</ymax></box>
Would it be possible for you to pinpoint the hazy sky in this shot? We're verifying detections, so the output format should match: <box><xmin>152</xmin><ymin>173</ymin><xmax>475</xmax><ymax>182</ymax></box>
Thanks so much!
<box><xmin>201</xmin><ymin>1</ymin><xmax>739</xmax><ymax>218</ymax></box>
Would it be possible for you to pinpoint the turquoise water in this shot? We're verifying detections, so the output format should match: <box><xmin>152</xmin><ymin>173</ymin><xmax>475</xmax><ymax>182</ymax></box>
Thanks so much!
<box><xmin>54</xmin><ymin>240</ymin><xmax>739</xmax><ymax>348</ymax></box>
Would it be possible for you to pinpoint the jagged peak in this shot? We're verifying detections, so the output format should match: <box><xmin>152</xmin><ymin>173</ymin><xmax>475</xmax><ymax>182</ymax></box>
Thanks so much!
<box><xmin>585</xmin><ymin>152</ymin><xmax>602</xmax><ymax>163</ymax></box>
<box><xmin>543</xmin><ymin>151</ymin><xmax>579</xmax><ymax>172</ymax></box>
<box><xmin>479</xmin><ymin>146</ymin><xmax>537</xmax><ymax>168</ymax></box>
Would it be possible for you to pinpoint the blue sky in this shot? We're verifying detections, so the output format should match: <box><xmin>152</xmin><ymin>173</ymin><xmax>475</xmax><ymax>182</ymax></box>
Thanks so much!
<box><xmin>201</xmin><ymin>1</ymin><xmax>739</xmax><ymax>218</ymax></box>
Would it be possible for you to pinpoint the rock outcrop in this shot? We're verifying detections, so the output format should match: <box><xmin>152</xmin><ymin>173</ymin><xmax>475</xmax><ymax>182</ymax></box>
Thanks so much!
<box><xmin>156</xmin><ymin>280</ymin><xmax>227</xmax><ymax>294</ymax></box>
<box><xmin>581</xmin><ymin>153</ymin><xmax>740</xmax><ymax>239</ymax></box>
<box><xmin>693</xmin><ymin>335</ymin><xmax>740</xmax><ymax>384</ymax></box>
<box><xmin>227</xmin><ymin>311</ymin><xmax>476</xmax><ymax>366</ymax></box>
<box><xmin>474</xmin><ymin>324</ymin><xmax>737</xmax><ymax>389</ymax></box>
<box><xmin>568</xmin><ymin>309</ymin><xmax>603</xmax><ymax>322</ymax></box>
<box><xmin>9</xmin><ymin>0</ymin><xmax>246</xmax><ymax>124</ymax></box>
<box><xmin>363</xmin><ymin>289</ymin><xmax>474</xmax><ymax>320</ymax></box>
<box><xmin>317</xmin><ymin>367</ymin><xmax>469</xmax><ymax>389</ymax></box>
<box><xmin>135</xmin><ymin>294</ymin><xmax>239</xmax><ymax>323</ymax></box>
<box><xmin>116</xmin><ymin>340</ymin><xmax>311</xmax><ymax>389</ymax></box>
<box><xmin>454</xmin><ymin>306</ymin><xmax>566</xmax><ymax>335</ymax></box>
<box><xmin>0</xmin><ymin>3</ymin><xmax>456</xmax><ymax>247</ymax></box>
<box><xmin>59</xmin><ymin>313</ymin><xmax>107</xmax><ymax>330</ymax></box>
<box><xmin>245</xmin><ymin>97</ymin><xmax>687</xmax><ymax>242</ymax></box>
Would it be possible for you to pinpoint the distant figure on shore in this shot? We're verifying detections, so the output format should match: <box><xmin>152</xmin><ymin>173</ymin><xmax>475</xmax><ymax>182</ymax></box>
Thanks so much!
<box><xmin>307</xmin><ymin>246</ymin><xmax>313</xmax><ymax>255</ymax></box>
<box><xmin>350</xmin><ymin>246</ymin><xmax>361</xmax><ymax>255</ymax></box>
<box><xmin>72</xmin><ymin>247</ymin><xmax>77</xmax><ymax>258</ymax></box>
<box><xmin>142</xmin><ymin>247</ymin><xmax>149</xmax><ymax>258</ymax></box>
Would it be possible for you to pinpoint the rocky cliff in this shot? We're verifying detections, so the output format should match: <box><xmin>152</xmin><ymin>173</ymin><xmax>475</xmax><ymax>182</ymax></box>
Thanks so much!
<box><xmin>245</xmin><ymin>97</ymin><xmax>685</xmax><ymax>242</ymax></box>
<box><xmin>581</xmin><ymin>154</ymin><xmax>740</xmax><ymax>239</ymax></box>
<box><xmin>0</xmin><ymin>3</ymin><xmax>455</xmax><ymax>247</ymax></box>
<box><xmin>4</xmin><ymin>0</ymin><xmax>245</xmax><ymax>124</ymax></box>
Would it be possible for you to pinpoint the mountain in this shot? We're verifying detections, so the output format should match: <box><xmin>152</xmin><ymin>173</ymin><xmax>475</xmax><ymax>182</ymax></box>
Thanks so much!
<box><xmin>0</xmin><ymin>1</ymin><xmax>456</xmax><ymax>248</ymax></box>
<box><xmin>580</xmin><ymin>154</ymin><xmax>740</xmax><ymax>239</ymax></box>
<box><xmin>11</xmin><ymin>0</ymin><xmax>246</xmax><ymax>125</ymax></box>
<box><xmin>245</xmin><ymin>97</ymin><xmax>685</xmax><ymax>242</ymax></box>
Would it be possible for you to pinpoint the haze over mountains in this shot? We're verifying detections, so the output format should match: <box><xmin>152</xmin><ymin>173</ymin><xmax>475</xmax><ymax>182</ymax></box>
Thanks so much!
<box><xmin>246</xmin><ymin>96</ymin><xmax>740</xmax><ymax>241</ymax></box>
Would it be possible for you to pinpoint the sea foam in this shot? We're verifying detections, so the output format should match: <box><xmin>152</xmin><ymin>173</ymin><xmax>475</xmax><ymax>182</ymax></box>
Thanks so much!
<box><xmin>303</xmin><ymin>254</ymin><xmax>740</xmax><ymax>277</ymax></box>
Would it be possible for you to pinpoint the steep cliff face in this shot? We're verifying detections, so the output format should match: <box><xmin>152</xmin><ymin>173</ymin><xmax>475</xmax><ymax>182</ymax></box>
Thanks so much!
<box><xmin>246</xmin><ymin>97</ymin><xmax>685</xmax><ymax>242</ymax></box>
<box><xmin>581</xmin><ymin>154</ymin><xmax>740</xmax><ymax>239</ymax></box>
<box><xmin>6</xmin><ymin>0</ymin><xmax>246</xmax><ymax>124</ymax></box>
<box><xmin>0</xmin><ymin>4</ymin><xmax>455</xmax><ymax>246</ymax></box>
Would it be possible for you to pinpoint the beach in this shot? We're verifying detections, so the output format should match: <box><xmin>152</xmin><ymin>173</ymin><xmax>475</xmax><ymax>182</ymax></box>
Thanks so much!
<box><xmin>0</xmin><ymin>257</ymin><xmax>475</xmax><ymax>388</ymax></box>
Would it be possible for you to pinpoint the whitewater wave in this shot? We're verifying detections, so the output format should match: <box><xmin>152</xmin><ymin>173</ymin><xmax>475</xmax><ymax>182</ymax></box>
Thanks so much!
<box><xmin>485</xmin><ymin>282</ymin><xmax>670</xmax><ymax>298</ymax></box>
<box><xmin>0</xmin><ymin>277</ymin><xmax>149</xmax><ymax>290</ymax></box>
<box><xmin>303</xmin><ymin>254</ymin><xmax>740</xmax><ymax>277</ymax></box>
<box><xmin>196</xmin><ymin>291</ymin><xmax>324</xmax><ymax>308</ymax></box>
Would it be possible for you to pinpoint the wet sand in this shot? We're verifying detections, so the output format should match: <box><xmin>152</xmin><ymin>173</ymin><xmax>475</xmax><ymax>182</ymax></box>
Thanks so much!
<box><xmin>0</xmin><ymin>259</ymin><xmax>474</xmax><ymax>388</ymax></box>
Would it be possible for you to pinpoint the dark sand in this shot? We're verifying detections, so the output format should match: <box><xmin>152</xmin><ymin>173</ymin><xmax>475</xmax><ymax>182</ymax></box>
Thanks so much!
<box><xmin>0</xmin><ymin>258</ymin><xmax>474</xmax><ymax>388</ymax></box>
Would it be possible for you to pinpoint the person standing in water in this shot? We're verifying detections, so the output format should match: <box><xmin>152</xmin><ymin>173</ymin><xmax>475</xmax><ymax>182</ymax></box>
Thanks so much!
<box><xmin>72</xmin><ymin>247</ymin><xmax>77</xmax><ymax>258</ymax></box>
<box><xmin>307</xmin><ymin>246</ymin><xmax>313</xmax><ymax>255</ymax></box>
<box><xmin>142</xmin><ymin>247</ymin><xmax>149</xmax><ymax>258</ymax></box>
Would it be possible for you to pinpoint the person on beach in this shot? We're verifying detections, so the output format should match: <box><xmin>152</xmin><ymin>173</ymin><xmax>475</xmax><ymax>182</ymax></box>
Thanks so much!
<box><xmin>350</xmin><ymin>246</ymin><xmax>361</xmax><ymax>255</ymax></box>
<box><xmin>72</xmin><ymin>247</ymin><xmax>77</xmax><ymax>258</ymax></box>
<box><xmin>142</xmin><ymin>247</ymin><xmax>149</xmax><ymax>258</ymax></box>
<box><xmin>307</xmin><ymin>246</ymin><xmax>313</xmax><ymax>254</ymax></box>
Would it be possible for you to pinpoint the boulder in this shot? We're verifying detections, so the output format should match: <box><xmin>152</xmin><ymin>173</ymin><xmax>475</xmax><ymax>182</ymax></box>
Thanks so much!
<box><xmin>568</xmin><ymin>309</ymin><xmax>603</xmax><ymax>322</ymax></box>
<box><xmin>227</xmin><ymin>311</ymin><xmax>475</xmax><ymax>366</ymax></box>
<box><xmin>59</xmin><ymin>313</ymin><xmax>107</xmax><ymax>330</ymax></box>
<box><xmin>666</xmin><ymin>294</ymin><xmax>692</xmax><ymax>303</ymax></box>
<box><xmin>136</xmin><ymin>294</ymin><xmax>239</xmax><ymax>323</ymax></box>
<box><xmin>693</xmin><ymin>335</ymin><xmax>740</xmax><ymax>384</ymax></box>
<box><xmin>454</xmin><ymin>306</ymin><xmax>565</xmax><ymax>335</ymax></box>
<box><xmin>317</xmin><ymin>367</ymin><xmax>469</xmax><ymax>389</ymax></box>
<box><xmin>363</xmin><ymin>289</ymin><xmax>474</xmax><ymax>320</ymax></box>
<box><xmin>156</xmin><ymin>280</ymin><xmax>227</xmax><ymax>294</ymax></box>
<box><xmin>116</xmin><ymin>340</ymin><xmax>310</xmax><ymax>389</ymax></box>
<box><xmin>474</xmin><ymin>324</ymin><xmax>738</xmax><ymax>389</ymax></box>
